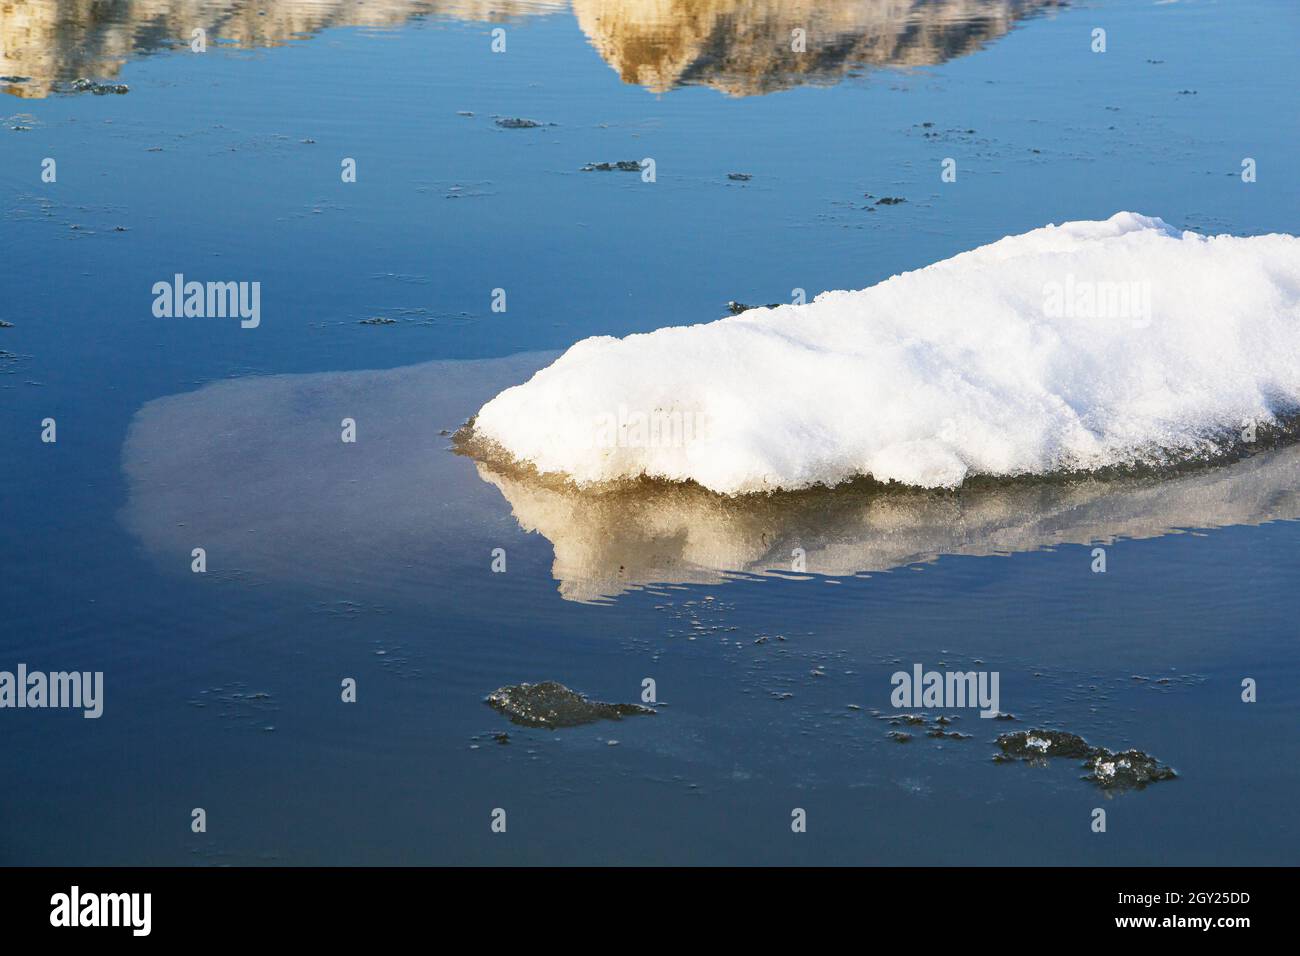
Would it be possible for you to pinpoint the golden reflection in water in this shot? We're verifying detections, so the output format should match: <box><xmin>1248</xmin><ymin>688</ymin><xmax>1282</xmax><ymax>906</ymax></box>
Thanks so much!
<box><xmin>0</xmin><ymin>0</ymin><xmax>564</xmax><ymax>97</ymax></box>
<box><xmin>1</xmin><ymin>0</ymin><xmax>1061</xmax><ymax>98</ymax></box>
<box><xmin>470</xmin><ymin>449</ymin><xmax>1300</xmax><ymax>602</ymax></box>
<box><xmin>572</xmin><ymin>0</ymin><xmax>1062</xmax><ymax>96</ymax></box>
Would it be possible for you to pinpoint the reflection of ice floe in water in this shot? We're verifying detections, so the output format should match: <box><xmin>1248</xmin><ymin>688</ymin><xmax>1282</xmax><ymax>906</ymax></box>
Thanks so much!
<box><xmin>470</xmin><ymin>214</ymin><xmax>1300</xmax><ymax>495</ymax></box>
<box><xmin>572</xmin><ymin>0</ymin><xmax>1064</xmax><ymax>96</ymax></box>
<box><xmin>121</xmin><ymin>351</ymin><xmax>1300</xmax><ymax>608</ymax></box>
<box><xmin>471</xmin><ymin>446</ymin><xmax>1300</xmax><ymax>602</ymax></box>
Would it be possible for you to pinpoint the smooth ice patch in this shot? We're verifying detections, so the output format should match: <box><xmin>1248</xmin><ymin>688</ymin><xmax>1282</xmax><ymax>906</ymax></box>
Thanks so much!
<box><xmin>470</xmin><ymin>213</ymin><xmax>1300</xmax><ymax>493</ymax></box>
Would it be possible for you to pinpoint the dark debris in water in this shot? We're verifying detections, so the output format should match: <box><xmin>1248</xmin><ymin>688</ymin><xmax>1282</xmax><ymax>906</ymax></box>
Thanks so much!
<box><xmin>486</xmin><ymin>681</ymin><xmax>654</xmax><ymax>729</ymax></box>
<box><xmin>1129</xmin><ymin>672</ymin><xmax>1207</xmax><ymax>690</ymax></box>
<box><xmin>877</xmin><ymin>712</ymin><xmax>928</xmax><ymax>726</ymax></box>
<box><xmin>186</xmin><ymin>682</ymin><xmax>277</xmax><ymax>730</ymax></box>
<box><xmin>998</xmin><ymin>729</ymin><xmax>1095</xmax><ymax>759</ymax></box>
<box><xmin>876</xmin><ymin>711</ymin><xmax>977</xmax><ymax>743</ymax></box>
<box><xmin>1085</xmin><ymin>750</ymin><xmax>1178</xmax><ymax>790</ymax></box>
<box><xmin>996</xmin><ymin>729</ymin><xmax>1177</xmax><ymax>790</ymax></box>
<box><xmin>728</xmin><ymin>300</ymin><xmax>782</xmax><ymax>315</ymax></box>
<box><xmin>64</xmin><ymin>78</ymin><xmax>129</xmax><ymax>95</ymax></box>
<box><xmin>581</xmin><ymin>160</ymin><xmax>642</xmax><ymax>172</ymax></box>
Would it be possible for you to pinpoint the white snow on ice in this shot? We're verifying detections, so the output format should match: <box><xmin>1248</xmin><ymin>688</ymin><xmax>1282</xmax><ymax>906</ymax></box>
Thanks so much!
<box><xmin>471</xmin><ymin>213</ymin><xmax>1300</xmax><ymax>493</ymax></box>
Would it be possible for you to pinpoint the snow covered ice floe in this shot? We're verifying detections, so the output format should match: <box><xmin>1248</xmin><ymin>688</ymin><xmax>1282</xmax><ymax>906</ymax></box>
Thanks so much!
<box><xmin>469</xmin><ymin>213</ymin><xmax>1300</xmax><ymax>493</ymax></box>
<box><xmin>119</xmin><ymin>352</ymin><xmax>1300</xmax><ymax>605</ymax></box>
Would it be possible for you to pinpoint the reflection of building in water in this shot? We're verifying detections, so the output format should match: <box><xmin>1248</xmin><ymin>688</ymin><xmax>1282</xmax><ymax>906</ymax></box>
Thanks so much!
<box><xmin>0</xmin><ymin>0</ymin><xmax>563</xmax><ymax>97</ymax></box>
<box><xmin>572</xmin><ymin>0</ymin><xmax>1063</xmax><ymax>96</ymax></box>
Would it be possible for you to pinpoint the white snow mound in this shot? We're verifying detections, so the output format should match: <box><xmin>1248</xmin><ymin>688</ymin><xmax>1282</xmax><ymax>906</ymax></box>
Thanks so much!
<box><xmin>471</xmin><ymin>213</ymin><xmax>1300</xmax><ymax>493</ymax></box>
